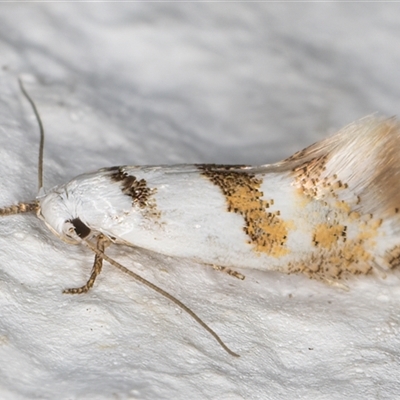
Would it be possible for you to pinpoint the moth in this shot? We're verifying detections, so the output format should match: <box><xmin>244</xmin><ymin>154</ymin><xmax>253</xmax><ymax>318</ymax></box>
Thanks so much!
<box><xmin>2</xmin><ymin>80</ymin><xmax>400</xmax><ymax>357</ymax></box>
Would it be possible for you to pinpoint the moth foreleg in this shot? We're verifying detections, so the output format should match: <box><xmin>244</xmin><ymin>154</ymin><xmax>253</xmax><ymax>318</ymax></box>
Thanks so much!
<box><xmin>0</xmin><ymin>202</ymin><xmax>38</xmax><ymax>216</ymax></box>
<box><xmin>63</xmin><ymin>234</ymin><xmax>110</xmax><ymax>294</ymax></box>
<box><xmin>212</xmin><ymin>264</ymin><xmax>245</xmax><ymax>280</ymax></box>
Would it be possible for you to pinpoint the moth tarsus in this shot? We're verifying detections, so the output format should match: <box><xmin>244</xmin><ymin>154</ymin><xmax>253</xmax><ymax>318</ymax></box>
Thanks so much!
<box><xmin>62</xmin><ymin>234</ymin><xmax>109</xmax><ymax>295</ymax></box>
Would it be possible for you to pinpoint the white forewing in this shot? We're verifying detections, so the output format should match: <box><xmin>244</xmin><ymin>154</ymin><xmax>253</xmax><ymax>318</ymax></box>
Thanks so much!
<box><xmin>36</xmin><ymin>116</ymin><xmax>400</xmax><ymax>283</ymax></box>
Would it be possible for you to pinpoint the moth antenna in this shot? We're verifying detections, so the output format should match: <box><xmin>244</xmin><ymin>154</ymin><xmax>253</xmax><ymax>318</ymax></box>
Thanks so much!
<box><xmin>18</xmin><ymin>77</ymin><xmax>45</xmax><ymax>191</ymax></box>
<box><xmin>83</xmin><ymin>238</ymin><xmax>240</xmax><ymax>357</ymax></box>
<box><xmin>0</xmin><ymin>79</ymin><xmax>42</xmax><ymax>216</ymax></box>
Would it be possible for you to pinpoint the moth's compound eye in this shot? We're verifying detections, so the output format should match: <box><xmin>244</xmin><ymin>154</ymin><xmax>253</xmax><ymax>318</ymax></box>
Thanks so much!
<box><xmin>67</xmin><ymin>217</ymin><xmax>91</xmax><ymax>239</ymax></box>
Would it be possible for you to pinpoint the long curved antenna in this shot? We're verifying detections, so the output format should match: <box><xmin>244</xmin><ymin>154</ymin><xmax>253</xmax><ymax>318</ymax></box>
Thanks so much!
<box><xmin>84</xmin><ymin>238</ymin><xmax>240</xmax><ymax>357</ymax></box>
<box><xmin>18</xmin><ymin>77</ymin><xmax>45</xmax><ymax>191</ymax></box>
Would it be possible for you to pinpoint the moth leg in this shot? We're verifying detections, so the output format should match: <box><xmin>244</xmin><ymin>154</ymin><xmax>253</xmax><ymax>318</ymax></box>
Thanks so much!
<box><xmin>0</xmin><ymin>202</ymin><xmax>38</xmax><ymax>216</ymax></box>
<box><xmin>212</xmin><ymin>264</ymin><xmax>245</xmax><ymax>280</ymax></box>
<box><xmin>320</xmin><ymin>278</ymin><xmax>349</xmax><ymax>291</ymax></box>
<box><xmin>63</xmin><ymin>234</ymin><xmax>111</xmax><ymax>294</ymax></box>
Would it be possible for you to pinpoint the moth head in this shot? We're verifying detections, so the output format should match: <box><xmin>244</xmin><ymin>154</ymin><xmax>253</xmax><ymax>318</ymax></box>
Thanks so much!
<box><xmin>37</xmin><ymin>191</ymin><xmax>92</xmax><ymax>244</ymax></box>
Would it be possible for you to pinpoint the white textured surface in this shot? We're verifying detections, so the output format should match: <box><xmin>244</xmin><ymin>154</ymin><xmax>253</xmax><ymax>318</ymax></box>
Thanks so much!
<box><xmin>0</xmin><ymin>4</ymin><xmax>400</xmax><ymax>400</ymax></box>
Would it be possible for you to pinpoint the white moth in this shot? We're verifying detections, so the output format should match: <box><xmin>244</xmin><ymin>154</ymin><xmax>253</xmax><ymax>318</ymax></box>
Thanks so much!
<box><xmin>3</xmin><ymin>80</ymin><xmax>400</xmax><ymax>357</ymax></box>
